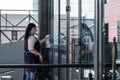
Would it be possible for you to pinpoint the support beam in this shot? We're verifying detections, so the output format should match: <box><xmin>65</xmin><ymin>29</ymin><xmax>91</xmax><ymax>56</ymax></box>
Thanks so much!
<box><xmin>94</xmin><ymin>0</ymin><xmax>104</xmax><ymax>80</ymax></box>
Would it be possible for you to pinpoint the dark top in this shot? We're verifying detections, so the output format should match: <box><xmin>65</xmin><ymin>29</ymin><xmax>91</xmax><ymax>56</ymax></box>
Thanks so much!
<box><xmin>24</xmin><ymin>34</ymin><xmax>41</xmax><ymax>72</ymax></box>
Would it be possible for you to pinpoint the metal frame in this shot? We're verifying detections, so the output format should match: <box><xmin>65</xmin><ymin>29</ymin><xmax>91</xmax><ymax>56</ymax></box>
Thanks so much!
<box><xmin>0</xmin><ymin>63</ymin><xmax>118</xmax><ymax>68</ymax></box>
<box><xmin>0</xmin><ymin>10</ymin><xmax>38</xmax><ymax>43</ymax></box>
<box><xmin>66</xmin><ymin>0</ymin><xmax>71</xmax><ymax>80</ymax></box>
<box><xmin>0</xmin><ymin>10</ymin><xmax>1</xmax><ymax>44</ymax></box>
<box><xmin>78</xmin><ymin>0</ymin><xmax>82</xmax><ymax>80</ymax></box>
<box><xmin>58</xmin><ymin>0</ymin><xmax>61</xmax><ymax>80</ymax></box>
<box><xmin>0</xmin><ymin>64</ymin><xmax>94</xmax><ymax>68</ymax></box>
<box><xmin>49</xmin><ymin>0</ymin><xmax>54</xmax><ymax>80</ymax></box>
<box><xmin>94</xmin><ymin>0</ymin><xmax>104</xmax><ymax>80</ymax></box>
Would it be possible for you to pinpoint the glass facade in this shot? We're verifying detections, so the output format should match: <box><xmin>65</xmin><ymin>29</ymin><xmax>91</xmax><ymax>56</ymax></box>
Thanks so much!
<box><xmin>51</xmin><ymin>0</ymin><xmax>119</xmax><ymax>80</ymax></box>
<box><xmin>0</xmin><ymin>0</ymin><xmax>119</xmax><ymax>80</ymax></box>
<box><xmin>52</xmin><ymin>0</ymin><xmax>95</xmax><ymax>80</ymax></box>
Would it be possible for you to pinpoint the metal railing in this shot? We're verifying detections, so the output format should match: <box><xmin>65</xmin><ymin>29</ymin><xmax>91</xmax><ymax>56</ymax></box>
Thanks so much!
<box><xmin>0</xmin><ymin>64</ymin><xmax>93</xmax><ymax>68</ymax></box>
<box><xmin>0</xmin><ymin>9</ymin><xmax>38</xmax><ymax>44</ymax></box>
<box><xmin>0</xmin><ymin>63</ymin><xmax>119</xmax><ymax>69</ymax></box>
<box><xmin>0</xmin><ymin>63</ymin><xmax>119</xmax><ymax>80</ymax></box>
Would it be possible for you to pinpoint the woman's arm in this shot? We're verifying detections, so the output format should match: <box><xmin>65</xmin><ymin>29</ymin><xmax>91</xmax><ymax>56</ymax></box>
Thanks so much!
<box><xmin>29</xmin><ymin>49</ymin><xmax>40</xmax><ymax>56</ymax></box>
<box><xmin>39</xmin><ymin>38</ymin><xmax>46</xmax><ymax>44</ymax></box>
<box><xmin>29</xmin><ymin>49</ymin><xmax>43</xmax><ymax>63</ymax></box>
<box><xmin>39</xmin><ymin>35</ymin><xmax>50</xmax><ymax>44</ymax></box>
<box><xmin>28</xmin><ymin>36</ymin><xmax>43</xmax><ymax>62</ymax></box>
<box><xmin>28</xmin><ymin>36</ymin><xmax>41</xmax><ymax>55</ymax></box>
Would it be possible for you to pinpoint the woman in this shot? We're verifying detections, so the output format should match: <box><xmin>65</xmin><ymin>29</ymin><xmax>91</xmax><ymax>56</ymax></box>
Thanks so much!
<box><xmin>24</xmin><ymin>23</ymin><xmax>50</xmax><ymax>80</ymax></box>
<box><xmin>79</xmin><ymin>23</ymin><xmax>94</xmax><ymax>63</ymax></box>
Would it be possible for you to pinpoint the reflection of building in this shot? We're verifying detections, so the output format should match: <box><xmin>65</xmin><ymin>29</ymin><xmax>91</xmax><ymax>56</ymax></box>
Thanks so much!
<box><xmin>105</xmin><ymin>0</ymin><xmax>120</xmax><ymax>42</ymax></box>
<box><xmin>53</xmin><ymin>15</ymin><xmax>94</xmax><ymax>44</ymax></box>
<box><xmin>104</xmin><ymin>0</ymin><xmax>120</xmax><ymax>68</ymax></box>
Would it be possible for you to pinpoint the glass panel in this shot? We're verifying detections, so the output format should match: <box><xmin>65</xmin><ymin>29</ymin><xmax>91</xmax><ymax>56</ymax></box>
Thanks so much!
<box><xmin>52</xmin><ymin>0</ymin><xmax>67</xmax><ymax>80</ymax></box>
<box><xmin>53</xmin><ymin>0</ymin><xmax>67</xmax><ymax>79</ymax></box>
<box><xmin>65</xmin><ymin>0</ymin><xmax>95</xmax><ymax>80</ymax></box>
<box><xmin>53</xmin><ymin>0</ymin><xmax>59</xmax><ymax>45</ymax></box>
<box><xmin>52</xmin><ymin>0</ymin><xmax>59</xmax><ymax>79</ymax></box>
<box><xmin>52</xmin><ymin>0</ymin><xmax>95</xmax><ymax>80</ymax></box>
<box><xmin>81</xmin><ymin>0</ymin><xmax>95</xmax><ymax>63</ymax></box>
<box><xmin>60</xmin><ymin>0</ymin><xmax>67</xmax><ymax>46</ymax></box>
<box><xmin>103</xmin><ymin>0</ymin><xmax>120</xmax><ymax>80</ymax></box>
<box><xmin>70</xmin><ymin>1</ymin><xmax>79</xmax><ymax>80</ymax></box>
<box><xmin>79</xmin><ymin>0</ymin><xmax>95</xmax><ymax>79</ymax></box>
<box><xmin>60</xmin><ymin>0</ymin><xmax>67</xmax><ymax>80</ymax></box>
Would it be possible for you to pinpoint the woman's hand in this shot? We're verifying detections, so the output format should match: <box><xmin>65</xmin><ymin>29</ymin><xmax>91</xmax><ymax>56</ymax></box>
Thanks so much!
<box><xmin>45</xmin><ymin>35</ymin><xmax>50</xmax><ymax>40</ymax></box>
<box><xmin>40</xmin><ymin>35</ymin><xmax>51</xmax><ymax>44</ymax></box>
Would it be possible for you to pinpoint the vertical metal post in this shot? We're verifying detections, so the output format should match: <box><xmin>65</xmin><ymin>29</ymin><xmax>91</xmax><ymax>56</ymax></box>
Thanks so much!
<box><xmin>28</xmin><ymin>10</ymin><xmax>30</xmax><ymax>23</ymax></box>
<box><xmin>58</xmin><ymin>0</ymin><xmax>61</xmax><ymax>79</ymax></box>
<box><xmin>38</xmin><ymin>0</ymin><xmax>51</xmax><ymax>79</ymax></box>
<box><xmin>78</xmin><ymin>0</ymin><xmax>82</xmax><ymax>39</ymax></box>
<box><xmin>78</xmin><ymin>0</ymin><xmax>82</xmax><ymax>80</ymax></box>
<box><xmin>23</xmin><ymin>68</ymin><xmax>26</xmax><ymax>80</ymax></box>
<box><xmin>94</xmin><ymin>0</ymin><xmax>104</xmax><ymax>80</ymax></box>
<box><xmin>38</xmin><ymin>0</ymin><xmax>41</xmax><ymax>41</ymax></box>
<box><xmin>50</xmin><ymin>0</ymin><xmax>54</xmax><ymax>80</ymax></box>
<box><xmin>66</xmin><ymin>0</ymin><xmax>71</xmax><ymax>80</ymax></box>
<box><xmin>0</xmin><ymin>10</ymin><xmax>1</xmax><ymax>44</ymax></box>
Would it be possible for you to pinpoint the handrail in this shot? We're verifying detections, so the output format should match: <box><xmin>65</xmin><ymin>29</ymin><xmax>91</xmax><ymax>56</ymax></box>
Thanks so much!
<box><xmin>0</xmin><ymin>63</ymin><xmax>119</xmax><ymax>68</ymax></box>
<box><xmin>0</xmin><ymin>64</ymin><xmax>93</xmax><ymax>68</ymax></box>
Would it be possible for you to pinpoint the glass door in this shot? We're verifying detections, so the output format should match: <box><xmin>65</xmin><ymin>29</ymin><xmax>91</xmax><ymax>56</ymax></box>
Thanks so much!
<box><xmin>77</xmin><ymin>0</ymin><xmax>95</xmax><ymax>80</ymax></box>
<box><xmin>51</xmin><ymin>0</ymin><xmax>98</xmax><ymax>80</ymax></box>
<box><xmin>52</xmin><ymin>0</ymin><xmax>67</xmax><ymax>80</ymax></box>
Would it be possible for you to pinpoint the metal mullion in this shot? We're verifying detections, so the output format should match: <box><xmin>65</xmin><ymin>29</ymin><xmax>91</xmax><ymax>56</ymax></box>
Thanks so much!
<box><xmin>94</xmin><ymin>0</ymin><xmax>99</xmax><ymax>79</ymax></box>
<box><xmin>78</xmin><ymin>0</ymin><xmax>82</xmax><ymax>60</ymax></box>
<box><xmin>94</xmin><ymin>0</ymin><xmax>103</xmax><ymax>80</ymax></box>
<box><xmin>66</xmin><ymin>0</ymin><xmax>71</xmax><ymax>80</ymax></box>
<box><xmin>58</xmin><ymin>0</ymin><xmax>61</xmax><ymax>80</ymax></box>
<box><xmin>78</xmin><ymin>0</ymin><xmax>82</xmax><ymax>79</ymax></box>
<box><xmin>0</xmin><ymin>10</ymin><xmax>1</xmax><ymax>44</ymax></box>
<box><xmin>50</xmin><ymin>0</ymin><xmax>54</xmax><ymax>80</ymax></box>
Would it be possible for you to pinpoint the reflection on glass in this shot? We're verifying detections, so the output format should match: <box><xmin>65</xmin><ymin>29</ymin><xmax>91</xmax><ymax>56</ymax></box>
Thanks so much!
<box><xmin>79</xmin><ymin>23</ymin><xmax>94</xmax><ymax>63</ymax></box>
<box><xmin>53</xmin><ymin>0</ymin><xmax>59</xmax><ymax>44</ymax></box>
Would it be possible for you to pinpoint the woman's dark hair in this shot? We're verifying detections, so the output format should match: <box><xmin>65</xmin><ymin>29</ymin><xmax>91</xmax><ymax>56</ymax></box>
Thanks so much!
<box><xmin>24</xmin><ymin>23</ymin><xmax>36</xmax><ymax>40</ymax></box>
<box><xmin>81</xmin><ymin>23</ymin><xmax>94</xmax><ymax>41</ymax></box>
<box><xmin>78</xmin><ymin>23</ymin><xmax>94</xmax><ymax>46</ymax></box>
